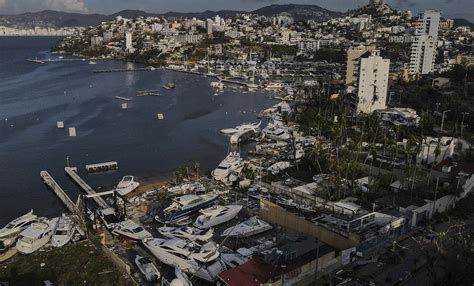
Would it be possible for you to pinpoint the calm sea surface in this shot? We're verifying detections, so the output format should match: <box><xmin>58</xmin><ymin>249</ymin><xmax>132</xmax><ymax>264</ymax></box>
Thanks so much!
<box><xmin>0</xmin><ymin>37</ymin><xmax>276</xmax><ymax>225</ymax></box>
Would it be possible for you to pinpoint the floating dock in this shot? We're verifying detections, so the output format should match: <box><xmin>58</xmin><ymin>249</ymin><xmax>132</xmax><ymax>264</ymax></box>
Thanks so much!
<box><xmin>115</xmin><ymin>96</ymin><xmax>132</xmax><ymax>101</ymax></box>
<box><xmin>85</xmin><ymin>161</ymin><xmax>118</xmax><ymax>173</ymax></box>
<box><xmin>65</xmin><ymin>167</ymin><xmax>109</xmax><ymax>209</ymax></box>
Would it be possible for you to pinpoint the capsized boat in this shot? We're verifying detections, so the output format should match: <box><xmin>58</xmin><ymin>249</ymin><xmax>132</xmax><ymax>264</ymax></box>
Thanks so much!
<box><xmin>211</xmin><ymin>152</ymin><xmax>244</xmax><ymax>182</ymax></box>
<box><xmin>155</xmin><ymin>194</ymin><xmax>219</xmax><ymax>224</ymax></box>
<box><xmin>115</xmin><ymin>176</ymin><xmax>140</xmax><ymax>196</ymax></box>
<box><xmin>51</xmin><ymin>215</ymin><xmax>76</xmax><ymax>247</ymax></box>
<box><xmin>221</xmin><ymin>217</ymin><xmax>272</xmax><ymax>237</ymax></box>
<box><xmin>0</xmin><ymin>210</ymin><xmax>38</xmax><ymax>240</ymax></box>
<box><xmin>220</xmin><ymin>121</ymin><xmax>261</xmax><ymax>135</ymax></box>
<box><xmin>142</xmin><ymin>238</ymin><xmax>226</xmax><ymax>282</ymax></box>
<box><xmin>135</xmin><ymin>255</ymin><xmax>161</xmax><ymax>282</ymax></box>
<box><xmin>194</xmin><ymin>205</ymin><xmax>242</xmax><ymax>229</ymax></box>
<box><xmin>16</xmin><ymin>218</ymin><xmax>58</xmax><ymax>254</ymax></box>
<box><xmin>158</xmin><ymin>226</ymin><xmax>213</xmax><ymax>242</ymax></box>
<box><xmin>112</xmin><ymin>219</ymin><xmax>152</xmax><ymax>241</ymax></box>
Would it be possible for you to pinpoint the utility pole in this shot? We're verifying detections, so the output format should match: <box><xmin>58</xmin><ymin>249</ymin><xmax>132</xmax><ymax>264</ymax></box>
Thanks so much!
<box><xmin>461</xmin><ymin>112</ymin><xmax>469</xmax><ymax>138</ymax></box>
<box><xmin>440</xmin><ymin>110</ymin><xmax>450</xmax><ymax>132</ymax></box>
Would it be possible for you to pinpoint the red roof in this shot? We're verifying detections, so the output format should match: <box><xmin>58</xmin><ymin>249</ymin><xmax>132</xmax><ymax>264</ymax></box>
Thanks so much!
<box><xmin>218</xmin><ymin>259</ymin><xmax>274</xmax><ymax>286</ymax></box>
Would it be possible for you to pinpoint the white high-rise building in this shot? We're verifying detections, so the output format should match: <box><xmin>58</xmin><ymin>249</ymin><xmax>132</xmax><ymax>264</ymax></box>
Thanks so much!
<box><xmin>353</xmin><ymin>50</ymin><xmax>390</xmax><ymax>114</ymax></box>
<box><xmin>409</xmin><ymin>10</ymin><xmax>440</xmax><ymax>75</ymax></box>
<box><xmin>206</xmin><ymin>19</ymin><xmax>213</xmax><ymax>35</ymax></box>
<box><xmin>214</xmin><ymin>15</ymin><xmax>221</xmax><ymax>26</ymax></box>
<box><xmin>125</xmin><ymin>32</ymin><xmax>134</xmax><ymax>52</ymax></box>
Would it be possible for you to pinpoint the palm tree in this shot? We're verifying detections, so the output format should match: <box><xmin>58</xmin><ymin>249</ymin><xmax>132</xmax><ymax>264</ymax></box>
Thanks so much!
<box><xmin>192</xmin><ymin>160</ymin><xmax>200</xmax><ymax>180</ymax></box>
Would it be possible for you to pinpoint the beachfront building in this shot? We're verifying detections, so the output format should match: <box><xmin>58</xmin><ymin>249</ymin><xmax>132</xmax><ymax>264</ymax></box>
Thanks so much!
<box><xmin>409</xmin><ymin>10</ymin><xmax>441</xmax><ymax>75</ymax></box>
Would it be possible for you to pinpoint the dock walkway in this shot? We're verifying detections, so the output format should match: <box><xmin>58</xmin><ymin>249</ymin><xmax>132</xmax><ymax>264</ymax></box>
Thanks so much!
<box><xmin>65</xmin><ymin>167</ymin><xmax>109</xmax><ymax>209</ymax></box>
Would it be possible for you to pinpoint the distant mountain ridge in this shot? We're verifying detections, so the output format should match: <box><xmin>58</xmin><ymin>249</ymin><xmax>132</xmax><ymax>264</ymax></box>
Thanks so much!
<box><xmin>0</xmin><ymin>4</ymin><xmax>342</xmax><ymax>28</ymax></box>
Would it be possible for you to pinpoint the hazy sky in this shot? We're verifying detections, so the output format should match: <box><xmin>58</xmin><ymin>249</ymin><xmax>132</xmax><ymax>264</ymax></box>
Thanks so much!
<box><xmin>0</xmin><ymin>0</ymin><xmax>472</xmax><ymax>21</ymax></box>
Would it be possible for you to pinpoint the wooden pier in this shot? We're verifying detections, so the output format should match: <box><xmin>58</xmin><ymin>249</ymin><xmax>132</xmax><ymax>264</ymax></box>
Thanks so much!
<box><xmin>41</xmin><ymin>170</ymin><xmax>79</xmax><ymax>214</ymax></box>
<box><xmin>65</xmin><ymin>167</ymin><xmax>110</xmax><ymax>209</ymax></box>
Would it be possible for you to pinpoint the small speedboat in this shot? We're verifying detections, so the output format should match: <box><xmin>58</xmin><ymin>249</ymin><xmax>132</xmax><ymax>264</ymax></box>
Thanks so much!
<box><xmin>112</xmin><ymin>219</ymin><xmax>152</xmax><ymax>241</ymax></box>
<box><xmin>16</xmin><ymin>218</ymin><xmax>58</xmax><ymax>254</ymax></box>
<box><xmin>162</xmin><ymin>82</ymin><xmax>176</xmax><ymax>90</ymax></box>
<box><xmin>115</xmin><ymin>176</ymin><xmax>140</xmax><ymax>196</ymax></box>
<box><xmin>221</xmin><ymin>217</ymin><xmax>272</xmax><ymax>237</ymax></box>
<box><xmin>170</xmin><ymin>266</ymin><xmax>192</xmax><ymax>286</ymax></box>
<box><xmin>158</xmin><ymin>226</ymin><xmax>213</xmax><ymax>242</ymax></box>
<box><xmin>135</xmin><ymin>255</ymin><xmax>161</xmax><ymax>282</ymax></box>
<box><xmin>89</xmin><ymin>61</ymin><xmax>97</xmax><ymax>65</ymax></box>
<box><xmin>51</xmin><ymin>215</ymin><xmax>76</xmax><ymax>247</ymax></box>
<box><xmin>194</xmin><ymin>205</ymin><xmax>242</xmax><ymax>229</ymax></box>
<box><xmin>0</xmin><ymin>210</ymin><xmax>38</xmax><ymax>240</ymax></box>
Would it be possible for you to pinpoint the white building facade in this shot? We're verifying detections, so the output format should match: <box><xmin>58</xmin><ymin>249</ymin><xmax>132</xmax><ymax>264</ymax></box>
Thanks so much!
<box><xmin>409</xmin><ymin>10</ymin><xmax>440</xmax><ymax>75</ymax></box>
<box><xmin>355</xmin><ymin>50</ymin><xmax>390</xmax><ymax>114</ymax></box>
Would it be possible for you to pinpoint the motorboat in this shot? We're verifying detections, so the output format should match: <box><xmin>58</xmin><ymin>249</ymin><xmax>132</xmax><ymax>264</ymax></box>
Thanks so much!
<box><xmin>112</xmin><ymin>219</ymin><xmax>152</xmax><ymax>241</ymax></box>
<box><xmin>0</xmin><ymin>210</ymin><xmax>38</xmax><ymax>240</ymax></box>
<box><xmin>163</xmin><ymin>82</ymin><xmax>176</xmax><ymax>90</ymax></box>
<box><xmin>172</xmin><ymin>216</ymin><xmax>193</xmax><ymax>226</ymax></box>
<box><xmin>221</xmin><ymin>217</ymin><xmax>272</xmax><ymax>237</ymax></box>
<box><xmin>115</xmin><ymin>176</ymin><xmax>140</xmax><ymax>196</ymax></box>
<box><xmin>155</xmin><ymin>194</ymin><xmax>219</xmax><ymax>224</ymax></box>
<box><xmin>142</xmin><ymin>238</ymin><xmax>226</xmax><ymax>282</ymax></box>
<box><xmin>211</xmin><ymin>152</ymin><xmax>244</xmax><ymax>182</ymax></box>
<box><xmin>51</xmin><ymin>215</ymin><xmax>76</xmax><ymax>247</ymax></box>
<box><xmin>16</xmin><ymin>218</ymin><xmax>58</xmax><ymax>254</ymax></box>
<box><xmin>135</xmin><ymin>255</ymin><xmax>161</xmax><ymax>282</ymax></box>
<box><xmin>158</xmin><ymin>226</ymin><xmax>213</xmax><ymax>242</ymax></box>
<box><xmin>170</xmin><ymin>266</ymin><xmax>192</xmax><ymax>286</ymax></box>
<box><xmin>89</xmin><ymin>61</ymin><xmax>97</xmax><ymax>65</ymax></box>
<box><xmin>168</xmin><ymin>182</ymin><xmax>206</xmax><ymax>196</ymax></box>
<box><xmin>267</xmin><ymin>161</ymin><xmax>291</xmax><ymax>175</ymax></box>
<box><xmin>220</xmin><ymin>121</ymin><xmax>261</xmax><ymax>135</ymax></box>
<box><xmin>220</xmin><ymin>247</ymin><xmax>253</xmax><ymax>268</ymax></box>
<box><xmin>263</xmin><ymin>126</ymin><xmax>291</xmax><ymax>142</ymax></box>
<box><xmin>194</xmin><ymin>205</ymin><xmax>242</xmax><ymax>229</ymax></box>
<box><xmin>210</xmin><ymin>81</ymin><xmax>224</xmax><ymax>89</ymax></box>
<box><xmin>276</xmin><ymin>197</ymin><xmax>298</xmax><ymax>209</ymax></box>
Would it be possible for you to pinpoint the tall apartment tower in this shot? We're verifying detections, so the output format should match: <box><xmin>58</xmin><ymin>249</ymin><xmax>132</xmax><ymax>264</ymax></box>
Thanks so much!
<box><xmin>346</xmin><ymin>45</ymin><xmax>376</xmax><ymax>86</ymax></box>
<box><xmin>125</xmin><ymin>32</ymin><xmax>133</xmax><ymax>52</ymax></box>
<box><xmin>409</xmin><ymin>10</ymin><xmax>440</xmax><ymax>75</ymax></box>
<box><xmin>353</xmin><ymin>50</ymin><xmax>390</xmax><ymax>114</ymax></box>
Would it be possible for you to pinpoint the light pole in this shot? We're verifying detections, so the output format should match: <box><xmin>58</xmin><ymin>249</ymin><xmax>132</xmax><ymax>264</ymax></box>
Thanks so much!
<box><xmin>440</xmin><ymin>110</ymin><xmax>450</xmax><ymax>133</ymax></box>
<box><xmin>434</xmin><ymin>102</ymin><xmax>441</xmax><ymax>116</ymax></box>
<box><xmin>461</xmin><ymin>112</ymin><xmax>470</xmax><ymax>138</ymax></box>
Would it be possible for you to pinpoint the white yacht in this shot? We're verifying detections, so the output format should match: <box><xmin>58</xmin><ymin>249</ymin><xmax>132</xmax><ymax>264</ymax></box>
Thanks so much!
<box><xmin>221</xmin><ymin>217</ymin><xmax>272</xmax><ymax>237</ymax></box>
<box><xmin>112</xmin><ymin>219</ymin><xmax>152</xmax><ymax>241</ymax></box>
<box><xmin>155</xmin><ymin>194</ymin><xmax>219</xmax><ymax>224</ymax></box>
<box><xmin>263</xmin><ymin>126</ymin><xmax>291</xmax><ymax>142</ymax></box>
<box><xmin>220</xmin><ymin>121</ymin><xmax>261</xmax><ymax>135</ymax></box>
<box><xmin>88</xmin><ymin>61</ymin><xmax>97</xmax><ymax>65</ymax></box>
<box><xmin>142</xmin><ymin>238</ymin><xmax>226</xmax><ymax>282</ymax></box>
<box><xmin>16</xmin><ymin>218</ymin><xmax>58</xmax><ymax>254</ymax></box>
<box><xmin>0</xmin><ymin>210</ymin><xmax>38</xmax><ymax>240</ymax></box>
<box><xmin>51</xmin><ymin>215</ymin><xmax>75</xmax><ymax>247</ymax></box>
<box><xmin>115</xmin><ymin>176</ymin><xmax>140</xmax><ymax>196</ymax></box>
<box><xmin>135</xmin><ymin>255</ymin><xmax>161</xmax><ymax>282</ymax></box>
<box><xmin>194</xmin><ymin>205</ymin><xmax>242</xmax><ymax>229</ymax></box>
<box><xmin>210</xmin><ymin>81</ymin><xmax>224</xmax><ymax>89</ymax></box>
<box><xmin>158</xmin><ymin>226</ymin><xmax>213</xmax><ymax>242</ymax></box>
<box><xmin>211</xmin><ymin>152</ymin><xmax>244</xmax><ymax>182</ymax></box>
